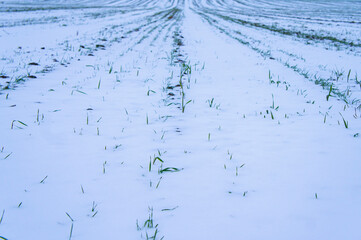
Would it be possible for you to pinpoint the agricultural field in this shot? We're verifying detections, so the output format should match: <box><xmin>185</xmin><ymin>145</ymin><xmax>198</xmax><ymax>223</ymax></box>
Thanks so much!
<box><xmin>0</xmin><ymin>0</ymin><xmax>361</xmax><ymax>239</ymax></box>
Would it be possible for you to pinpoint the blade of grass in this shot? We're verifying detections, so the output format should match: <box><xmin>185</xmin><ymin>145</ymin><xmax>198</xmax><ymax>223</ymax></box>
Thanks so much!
<box><xmin>339</xmin><ymin>113</ymin><xmax>349</xmax><ymax>128</ymax></box>
<box><xmin>66</xmin><ymin>212</ymin><xmax>74</xmax><ymax>222</ymax></box>
<box><xmin>0</xmin><ymin>210</ymin><xmax>4</xmax><ymax>224</ymax></box>
<box><xmin>69</xmin><ymin>223</ymin><xmax>73</xmax><ymax>240</ymax></box>
<box><xmin>40</xmin><ymin>175</ymin><xmax>48</xmax><ymax>184</ymax></box>
<box><xmin>4</xmin><ymin>152</ymin><xmax>12</xmax><ymax>160</ymax></box>
<box><xmin>153</xmin><ymin>157</ymin><xmax>164</xmax><ymax>164</ymax></box>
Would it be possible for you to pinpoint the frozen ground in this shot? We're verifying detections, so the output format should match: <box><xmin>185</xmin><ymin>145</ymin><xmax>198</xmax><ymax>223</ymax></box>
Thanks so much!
<box><xmin>0</xmin><ymin>0</ymin><xmax>361</xmax><ymax>239</ymax></box>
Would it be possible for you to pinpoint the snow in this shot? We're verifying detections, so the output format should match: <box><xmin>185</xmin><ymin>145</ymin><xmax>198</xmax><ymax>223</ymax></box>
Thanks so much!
<box><xmin>0</xmin><ymin>0</ymin><xmax>361</xmax><ymax>239</ymax></box>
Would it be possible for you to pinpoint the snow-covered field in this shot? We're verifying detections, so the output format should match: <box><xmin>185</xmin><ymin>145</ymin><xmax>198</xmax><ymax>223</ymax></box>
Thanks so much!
<box><xmin>1</xmin><ymin>0</ymin><xmax>361</xmax><ymax>239</ymax></box>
